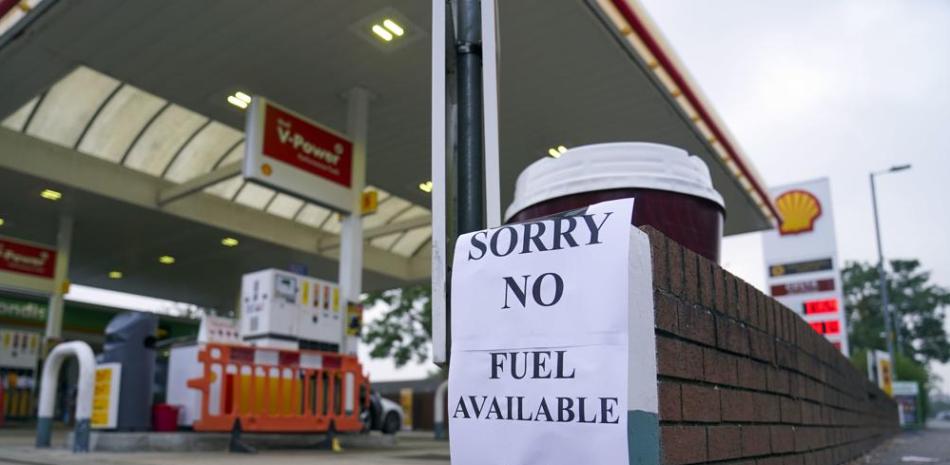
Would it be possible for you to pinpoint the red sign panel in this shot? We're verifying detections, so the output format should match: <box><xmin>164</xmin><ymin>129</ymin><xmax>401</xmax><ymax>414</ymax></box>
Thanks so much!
<box><xmin>803</xmin><ymin>298</ymin><xmax>838</xmax><ymax>315</ymax></box>
<box><xmin>0</xmin><ymin>238</ymin><xmax>57</xmax><ymax>279</ymax></box>
<box><xmin>810</xmin><ymin>320</ymin><xmax>840</xmax><ymax>335</ymax></box>
<box><xmin>261</xmin><ymin>103</ymin><xmax>353</xmax><ymax>188</ymax></box>
<box><xmin>770</xmin><ymin>278</ymin><xmax>835</xmax><ymax>297</ymax></box>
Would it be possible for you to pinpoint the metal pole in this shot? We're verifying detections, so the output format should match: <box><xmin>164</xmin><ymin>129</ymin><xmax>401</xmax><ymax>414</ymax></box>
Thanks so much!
<box><xmin>455</xmin><ymin>0</ymin><xmax>484</xmax><ymax>235</ymax></box>
<box><xmin>870</xmin><ymin>173</ymin><xmax>897</xmax><ymax>366</ymax></box>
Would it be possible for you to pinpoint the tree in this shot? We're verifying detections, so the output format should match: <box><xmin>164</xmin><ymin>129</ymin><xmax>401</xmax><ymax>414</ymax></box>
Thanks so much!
<box><xmin>843</xmin><ymin>259</ymin><xmax>950</xmax><ymax>365</ymax></box>
<box><xmin>361</xmin><ymin>283</ymin><xmax>432</xmax><ymax>367</ymax></box>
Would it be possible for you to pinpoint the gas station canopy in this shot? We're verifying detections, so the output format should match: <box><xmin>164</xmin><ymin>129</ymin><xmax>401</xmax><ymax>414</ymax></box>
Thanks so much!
<box><xmin>0</xmin><ymin>0</ymin><xmax>775</xmax><ymax>310</ymax></box>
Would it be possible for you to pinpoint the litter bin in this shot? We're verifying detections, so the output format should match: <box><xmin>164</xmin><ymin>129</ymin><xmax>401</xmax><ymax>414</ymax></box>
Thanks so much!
<box><xmin>97</xmin><ymin>312</ymin><xmax>158</xmax><ymax>431</ymax></box>
<box><xmin>506</xmin><ymin>142</ymin><xmax>726</xmax><ymax>262</ymax></box>
<box><xmin>152</xmin><ymin>404</ymin><xmax>181</xmax><ymax>432</ymax></box>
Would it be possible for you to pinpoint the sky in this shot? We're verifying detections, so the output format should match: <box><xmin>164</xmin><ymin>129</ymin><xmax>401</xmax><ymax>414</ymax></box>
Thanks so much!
<box><xmin>638</xmin><ymin>0</ymin><xmax>950</xmax><ymax>391</ymax></box>
<box><xmin>66</xmin><ymin>0</ymin><xmax>950</xmax><ymax>391</ymax></box>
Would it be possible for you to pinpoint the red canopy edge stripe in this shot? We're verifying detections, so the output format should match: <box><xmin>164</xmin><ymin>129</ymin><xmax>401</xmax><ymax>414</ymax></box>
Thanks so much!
<box><xmin>607</xmin><ymin>0</ymin><xmax>780</xmax><ymax>222</ymax></box>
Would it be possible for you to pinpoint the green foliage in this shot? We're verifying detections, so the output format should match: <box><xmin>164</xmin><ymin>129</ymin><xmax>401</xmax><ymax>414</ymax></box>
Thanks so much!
<box><xmin>849</xmin><ymin>348</ymin><xmax>931</xmax><ymax>420</ymax></box>
<box><xmin>361</xmin><ymin>283</ymin><xmax>432</xmax><ymax>367</ymax></box>
<box><xmin>843</xmin><ymin>259</ymin><xmax>950</xmax><ymax>365</ymax></box>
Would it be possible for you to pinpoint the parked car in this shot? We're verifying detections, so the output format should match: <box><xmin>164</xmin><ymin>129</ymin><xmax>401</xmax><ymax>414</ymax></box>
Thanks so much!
<box><xmin>363</xmin><ymin>390</ymin><xmax>404</xmax><ymax>434</ymax></box>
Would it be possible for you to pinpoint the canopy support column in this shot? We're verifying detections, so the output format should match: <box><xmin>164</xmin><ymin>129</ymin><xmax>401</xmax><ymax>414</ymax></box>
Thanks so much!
<box><xmin>339</xmin><ymin>87</ymin><xmax>372</xmax><ymax>355</ymax></box>
<box><xmin>45</xmin><ymin>214</ymin><xmax>72</xmax><ymax>344</ymax></box>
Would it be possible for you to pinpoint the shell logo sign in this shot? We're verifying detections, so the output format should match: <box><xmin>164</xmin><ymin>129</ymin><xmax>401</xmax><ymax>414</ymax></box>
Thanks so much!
<box><xmin>775</xmin><ymin>189</ymin><xmax>822</xmax><ymax>235</ymax></box>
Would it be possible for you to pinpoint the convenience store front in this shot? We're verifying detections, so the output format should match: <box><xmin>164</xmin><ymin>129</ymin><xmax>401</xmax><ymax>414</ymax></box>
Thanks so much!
<box><xmin>0</xmin><ymin>292</ymin><xmax>197</xmax><ymax>420</ymax></box>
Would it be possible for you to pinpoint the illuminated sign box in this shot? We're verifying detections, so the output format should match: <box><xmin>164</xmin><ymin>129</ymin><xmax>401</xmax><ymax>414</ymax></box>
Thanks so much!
<box><xmin>244</xmin><ymin>97</ymin><xmax>355</xmax><ymax>213</ymax></box>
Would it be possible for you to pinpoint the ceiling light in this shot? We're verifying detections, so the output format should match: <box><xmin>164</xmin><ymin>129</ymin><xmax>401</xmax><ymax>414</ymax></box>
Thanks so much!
<box><xmin>221</xmin><ymin>237</ymin><xmax>239</xmax><ymax>247</ymax></box>
<box><xmin>227</xmin><ymin>94</ymin><xmax>249</xmax><ymax>109</ymax></box>
<box><xmin>40</xmin><ymin>189</ymin><xmax>62</xmax><ymax>201</ymax></box>
<box><xmin>108</xmin><ymin>271</ymin><xmax>123</xmax><ymax>279</ymax></box>
<box><xmin>547</xmin><ymin>145</ymin><xmax>569</xmax><ymax>158</ymax></box>
<box><xmin>158</xmin><ymin>255</ymin><xmax>175</xmax><ymax>265</ymax></box>
<box><xmin>382</xmin><ymin>19</ymin><xmax>404</xmax><ymax>36</ymax></box>
<box><xmin>371</xmin><ymin>24</ymin><xmax>393</xmax><ymax>41</ymax></box>
<box><xmin>233</xmin><ymin>91</ymin><xmax>251</xmax><ymax>104</ymax></box>
<box><xmin>0</xmin><ymin>218</ymin><xmax>4</xmax><ymax>227</ymax></box>
<box><xmin>418</xmin><ymin>181</ymin><xmax>433</xmax><ymax>193</ymax></box>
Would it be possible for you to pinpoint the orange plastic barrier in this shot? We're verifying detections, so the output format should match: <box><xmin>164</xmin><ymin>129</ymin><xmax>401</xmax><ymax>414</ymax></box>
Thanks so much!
<box><xmin>187</xmin><ymin>343</ymin><xmax>368</xmax><ymax>433</ymax></box>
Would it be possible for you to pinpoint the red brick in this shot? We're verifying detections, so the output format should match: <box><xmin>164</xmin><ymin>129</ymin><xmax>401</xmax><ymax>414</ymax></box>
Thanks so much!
<box><xmin>681</xmin><ymin>384</ymin><xmax>721</xmax><ymax>422</ymax></box>
<box><xmin>749</xmin><ymin>330</ymin><xmax>775</xmax><ymax>363</ymax></box>
<box><xmin>757</xmin><ymin>458</ymin><xmax>784</xmax><ymax>465</ymax></box>
<box><xmin>643</xmin><ymin>226</ymin><xmax>669</xmax><ymax>291</ymax></box>
<box><xmin>668</xmin><ymin>241</ymin><xmax>685</xmax><ymax>296</ymax></box>
<box><xmin>748</xmin><ymin>286</ymin><xmax>763</xmax><ymax>329</ymax></box>
<box><xmin>783</xmin><ymin>455</ymin><xmax>805</xmax><ymax>465</ymax></box>
<box><xmin>721</xmin><ymin>388</ymin><xmax>755</xmax><ymax>422</ymax></box>
<box><xmin>781</xmin><ymin>396</ymin><xmax>802</xmax><ymax>424</ymax></box>
<box><xmin>724</xmin><ymin>274</ymin><xmax>740</xmax><ymax>318</ymax></box>
<box><xmin>657</xmin><ymin>337</ymin><xmax>703</xmax><ymax>379</ymax></box>
<box><xmin>766</xmin><ymin>367</ymin><xmax>790</xmax><ymax>395</ymax></box>
<box><xmin>683</xmin><ymin>248</ymin><xmax>701</xmax><ymax>306</ymax></box>
<box><xmin>707</xmin><ymin>425</ymin><xmax>742</xmax><ymax>461</ymax></box>
<box><xmin>741</xmin><ymin>424</ymin><xmax>771</xmax><ymax>456</ymax></box>
<box><xmin>753</xmin><ymin>392</ymin><xmax>780</xmax><ymax>422</ymax></box>
<box><xmin>659</xmin><ymin>381</ymin><xmax>682</xmax><ymax>421</ymax></box>
<box><xmin>713</xmin><ymin>266</ymin><xmax>727</xmax><ymax>315</ymax></box>
<box><xmin>717</xmin><ymin>317</ymin><xmax>750</xmax><ymax>355</ymax></box>
<box><xmin>698</xmin><ymin>257</ymin><xmax>715</xmax><ymax>309</ymax></box>
<box><xmin>655</xmin><ymin>291</ymin><xmax>679</xmax><ymax>333</ymax></box>
<box><xmin>737</xmin><ymin>358</ymin><xmax>768</xmax><ymax>390</ymax></box>
<box><xmin>764</xmin><ymin>298</ymin><xmax>776</xmax><ymax>335</ymax></box>
<box><xmin>776</xmin><ymin>343</ymin><xmax>797</xmax><ymax>371</ymax></box>
<box><xmin>770</xmin><ymin>425</ymin><xmax>796</xmax><ymax>453</ymax></box>
<box><xmin>736</xmin><ymin>278</ymin><xmax>750</xmax><ymax>322</ymax></box>
<box><xmin>678</xmin><ymin>304</ymin><xmax>716</xmax><ymax>346</ymax></box>
<box><xmin>661</xmin><ymin>425</ymin><xmax>706</xmax><ymax>465</ymax></box>
<box><xmin>703</xmin><ymin>348</ymin><xmax>738</xmax><ymax>386</ymax></box>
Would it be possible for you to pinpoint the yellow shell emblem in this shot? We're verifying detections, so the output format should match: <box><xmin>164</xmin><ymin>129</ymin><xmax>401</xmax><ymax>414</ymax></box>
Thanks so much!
<box><xmin>775</xmin><ymin>189</ymin><xmax>822</xmax><ymax>235</ymax></box>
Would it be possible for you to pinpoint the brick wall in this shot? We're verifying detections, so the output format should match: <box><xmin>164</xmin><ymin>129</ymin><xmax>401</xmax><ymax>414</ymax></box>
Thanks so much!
<box><xmin>642</xmin><ymin>227</ymin><xmax>898</xmax><ymax>465</ymax></box>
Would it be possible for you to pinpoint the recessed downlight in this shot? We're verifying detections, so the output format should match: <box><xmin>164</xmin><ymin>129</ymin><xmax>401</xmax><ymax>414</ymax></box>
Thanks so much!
<box><xmin>371</xmin><ymin>24</ymin><xmax>393</xmax><ymax>41</ymax></box>
<box><xmin>108</xmin><ymin>271</ymin><xmax>123</xmax><ymax>279</ymax></box>
<box><xmin>418</xmin><ymin>180</ymin><xmax>433</xmax><ymax>193</ymax></box>
<box><xmin>41</xmin><ymin>189</ymin><xmax>62</xmax><ymax>201</ymax></box>
<box><xmin>227</xmin><ymin>91</ymin><xmax>251</xmax><ymax>109</ymax></box>
<box><xmin>382</xmin><ymin>19</ymin><xmax>404</xmax><ymax>36</ymax></box>
<box><xmin>158</xmin><ymin>255</ymin><xmax>175</xmax><ymax>265</ymax></box>
<box><xmin>547</xmin><ymin>145</ymin><xmax>568</xmax><ymax>158</ymax></box>
<box><xmin>221</xmin><ymin>237</ymin><xmax>239</xmax><ymax>247</ymax></box>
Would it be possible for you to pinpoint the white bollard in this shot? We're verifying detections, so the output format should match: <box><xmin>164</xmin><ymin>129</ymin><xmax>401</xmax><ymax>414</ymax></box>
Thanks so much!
<box><xmin>433</xmin><ymin>379</ymin><xmax>448</xmax><ymax>440</ymax></box>
<box><xmin>36</xmin><ymin>341</ymin><xmax>96</xmax><ymax>452</ymax></box>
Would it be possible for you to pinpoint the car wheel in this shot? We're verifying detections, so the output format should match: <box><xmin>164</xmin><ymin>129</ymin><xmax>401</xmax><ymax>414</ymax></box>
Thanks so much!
<box><xmin>381</xmin><ymin>412</ymin><xmax>401</xmax><ymax>435</ymax></box>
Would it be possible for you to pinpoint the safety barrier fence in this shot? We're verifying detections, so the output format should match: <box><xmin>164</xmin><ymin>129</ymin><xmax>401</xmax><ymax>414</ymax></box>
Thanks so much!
<box><xmin>187</xmin><ymin>343</ymin><xmax>368</xmax><ymax>433</ymax></box>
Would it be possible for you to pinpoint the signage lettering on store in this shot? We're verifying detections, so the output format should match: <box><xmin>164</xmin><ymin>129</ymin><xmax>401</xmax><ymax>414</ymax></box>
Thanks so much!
<box><xmin>0</xmin><ymin>297</ymin><xmax>46</xmax><ymax>321</ymax></box>
<box><xmin>243</xmin><ymin>97</ymin><xmax>355</xmax><ymax>213</ymax></box>
<box><xmin>449</xmin><ymin>199</ymin><xmax>659</xmax><ymax>465</ymax></box>
<box><xmin>0</xmin><ymin>238</ymin><xmax>57</xmax><ymax>279</ymax></box>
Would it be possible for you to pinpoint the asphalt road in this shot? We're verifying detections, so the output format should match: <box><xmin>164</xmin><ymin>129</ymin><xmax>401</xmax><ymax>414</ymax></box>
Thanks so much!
<box><xmin>861</xmin><ymin>421</ymin><xmax>950</xmax><ymax>465</ymax></box>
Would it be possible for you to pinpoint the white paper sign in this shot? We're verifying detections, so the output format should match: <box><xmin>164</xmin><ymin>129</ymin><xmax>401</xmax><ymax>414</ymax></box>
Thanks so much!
<box><xmin>449</xmin><ymin>198</ymin><xmax>657</xmax><ymax>465</ymax></box>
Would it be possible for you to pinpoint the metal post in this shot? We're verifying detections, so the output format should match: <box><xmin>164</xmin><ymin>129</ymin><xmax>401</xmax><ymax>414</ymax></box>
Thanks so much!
<box><xmin>339</xmin><ymin>87</ymin><xmax>371</xmax><ymax>356</ymax></box>
<box><xmin>870</xmin><ymin>173</ymin><xmax>896</xmax><ymax>366</ymax></box>
<box><xmin>431</xmin><ymin>0</ymin><xmax>451</xmax><ymax>366</ymax></box>
<box><xmin>45</xmin><ymin>215</ymin><xmax>73</xmax><ymax>344</ymax></box>
<box><xmin>455</xmin><ymin>0</ymin><xmax>484</xmax><ymax>235</ymax></box>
